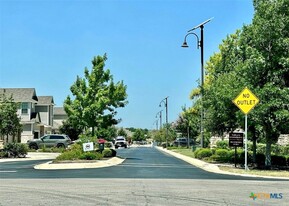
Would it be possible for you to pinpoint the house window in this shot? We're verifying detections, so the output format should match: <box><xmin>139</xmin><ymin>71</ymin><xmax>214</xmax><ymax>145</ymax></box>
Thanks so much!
<box><xmin>21</xmin><ymin>102</ymin><xmax>28</xmax><ymax>114</ymax></box>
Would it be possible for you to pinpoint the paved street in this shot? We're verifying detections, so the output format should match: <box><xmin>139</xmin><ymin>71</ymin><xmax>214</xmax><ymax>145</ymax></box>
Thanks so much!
<box><xmin>1</xmin><ymin>147</ymin><xmax>289</xmax><ymax>205</ymax></box>
<box><xmin>1</xmin><ymin>178</ymin><xmax>288</xmax><ymax>206</ymax></box>
<box><xmin>0</xmin><ymin>147</ymin><xmax>285</xmax><ymax>180</ymax></box>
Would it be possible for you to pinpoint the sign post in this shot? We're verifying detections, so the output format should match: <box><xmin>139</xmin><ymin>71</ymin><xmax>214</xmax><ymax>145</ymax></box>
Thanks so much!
<box><xmin>233</xmin><ymin>87</ymin><xmax>259</xmax><ymax>170</ymax></box>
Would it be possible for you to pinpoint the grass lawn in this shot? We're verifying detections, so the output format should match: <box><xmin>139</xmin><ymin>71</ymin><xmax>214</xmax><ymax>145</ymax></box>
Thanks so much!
<box><xmin>168</xmin><ymin>147</ymin><xmax>289</xmax><ymax>178</ymax></box>
<box><xmin>169</xmin><ymin>148</ymin><xmax>195</xmax><ymax>158</ymax></box>
<box><xmin>219</xmin><ymin>166</ymin><xmax>289</xmax><ymax>178</ymax></box>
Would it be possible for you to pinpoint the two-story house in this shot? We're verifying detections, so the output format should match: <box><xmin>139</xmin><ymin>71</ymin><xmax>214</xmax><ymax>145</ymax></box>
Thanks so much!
<box><xmin>0</xmin><ymin>88</ymin><xmax>55</xmax><ymax>143</ymax></box>
<box><xmin>35</xmin><ymin>96</ymin><xmax>54</xmax><ymax>138</ymax></box>
<box><xmin>53</xmin><ymin>107</ymin><xmax>68</xmax><ymax>133</ymax></box>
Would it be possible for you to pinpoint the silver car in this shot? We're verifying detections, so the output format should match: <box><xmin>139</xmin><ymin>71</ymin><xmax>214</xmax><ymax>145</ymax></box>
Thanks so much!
<box><xmin>27</xmin><ymin>134</ymin><xmax>72</xmax><ymax>150</ymax></box>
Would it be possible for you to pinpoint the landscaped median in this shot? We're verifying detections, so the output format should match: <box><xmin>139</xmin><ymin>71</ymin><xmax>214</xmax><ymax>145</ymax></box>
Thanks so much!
<box><xmin>0</xmin><ymin>141</ymin><xmax>125</xmax><ymax>170</ymax></box>
<box><xmin>33</xmin><ymin>142</ymin><xmax>125</xmax><ymax>170</ymax></box>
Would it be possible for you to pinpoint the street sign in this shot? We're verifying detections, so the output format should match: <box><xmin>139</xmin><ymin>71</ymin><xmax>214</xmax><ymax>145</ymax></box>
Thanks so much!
<box><xmin>233</xmin><ymin>87</ymin><xmax>259</xmax><ymax>114</ymax></box>
<box><xmin>229</xmin><ymin>132</ymin><xmax>244</xmax><ymax>147</ymax></box>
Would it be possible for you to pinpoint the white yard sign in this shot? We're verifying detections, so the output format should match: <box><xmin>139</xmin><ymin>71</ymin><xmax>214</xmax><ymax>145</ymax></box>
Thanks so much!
<box><xmin>83</xmin><ymin>142</ymin><xmax>94</xmax><ymax>152</ymax></box>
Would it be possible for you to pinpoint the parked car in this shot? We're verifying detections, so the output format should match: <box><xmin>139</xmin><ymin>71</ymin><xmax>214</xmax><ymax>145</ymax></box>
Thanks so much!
<box><xmin>114</xmin><ymin>136</ymin><xmax>127</xmax><ymax>149</ymax></box>
<box><xmin>27</xmin><ymin>134</ymin><xmax>72</xmax><ymax>150</ymax></box>
<box><xmin>173</xmin><ymin>138</ymin><xmax>193</xmax><ymax>147</ymax></box>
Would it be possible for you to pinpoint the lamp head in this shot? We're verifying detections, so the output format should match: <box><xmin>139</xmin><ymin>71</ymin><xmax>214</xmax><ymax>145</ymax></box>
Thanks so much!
<box><xmin>181</xmin><ymin>41</ymin><xmax>189</xmax><ymax>48</ymax></box>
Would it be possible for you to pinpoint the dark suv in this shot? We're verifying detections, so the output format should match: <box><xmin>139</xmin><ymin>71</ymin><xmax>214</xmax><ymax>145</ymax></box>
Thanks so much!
<box><xmin>173</xmin><ymin>138</ymin><xmax>193</xmax><ymax>147</ymax></box>
<box><xmin>27</xmin><ymin>134</ymin><xmax>72</xmax><ymax>150</ymax></box>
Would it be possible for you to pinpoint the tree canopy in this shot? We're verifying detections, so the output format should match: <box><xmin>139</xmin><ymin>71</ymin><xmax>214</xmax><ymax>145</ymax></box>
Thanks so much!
<box><xmin>0</xmin><ymin>94</ymin><xmax>22</xmax><ymax>142</ymax></box>
<box><xmin>186</xmin><ymin>0</ymin><xmax>289</xmax><ymax>167</ymax></box>
<box><xmin>64</xmin><ymin>54</ymin><xmax>128</xmax><ymax>136</ymax></box>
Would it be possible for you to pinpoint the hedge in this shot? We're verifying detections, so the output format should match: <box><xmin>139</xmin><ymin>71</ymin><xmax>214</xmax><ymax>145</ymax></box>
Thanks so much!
<box><xmin>2</xmin><ymin>143</ymin><xmax>28</xmax><ymax>158</ymax></box>
<box><xmin>194</xmin><ymin>148</ymin><xmax>212</xmax><ymax>159</ymax></box>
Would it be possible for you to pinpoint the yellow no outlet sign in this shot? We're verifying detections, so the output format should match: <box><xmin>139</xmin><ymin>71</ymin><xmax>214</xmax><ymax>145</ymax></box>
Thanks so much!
<box><xmin>233</xmin><ymin>87</ymin><xmax>259</xmax><ymax>114</ymax></box>
<box><xmin>232</xmin><ymin>87</ymin><xmax>259</xmax><ymax>171</ymax></box>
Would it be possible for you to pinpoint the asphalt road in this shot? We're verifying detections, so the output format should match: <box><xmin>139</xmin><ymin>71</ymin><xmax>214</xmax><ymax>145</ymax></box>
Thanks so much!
<box><xmin>1</xmin><ymin>147</ymin><xmax>289</xmax><ymax>205</ymax></box>
<box><xmin>0</xmin><ymin>147</ymin><xmax>286</xmax><ymax>180</ymax></box>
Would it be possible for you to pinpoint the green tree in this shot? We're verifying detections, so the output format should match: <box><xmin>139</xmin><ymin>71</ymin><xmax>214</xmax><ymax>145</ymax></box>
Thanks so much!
<box><xmin>132</xmin><ymin>129</ymin><xmax>145</xmax><ymax>141</ymax></box>
<box><xmin>239</xmin><ymin>0</ymin><xmax>289</xmax><ymax>167</ymax></box>
<box><xmin>0</xmin><ymin>94</ymin><xmax>22</xmax><ymax>142</ymax></box>
<box><xmin>64</xmin><ymin>54</ymin><xmax>128</xmax><ymax>136</ymax></box>
<box><xmin>117</xmin><ymin>127</ymin><xmax>128</xmax><ymax>138</ymax></box>
<box><xmin>202</xmin><ymin>31</ymin><xmax>245</xmax><ymax>136</ymax></box>
<box><xmin>152</xmin><ymin>129</ymin><xmax>166</xmax><ymax>143</ymax></box>
<box><xmin>96</xmin><ymin>126</ymin><xmax>117</xmax><ymax>141</ymax></box>
<box><xmin>173</xmin><ymin>106</ymin><xmax>199</xmax><ymax>144</ymax></box>
<box><xmin>189</xmin><ymin>0</ymin><xmax>289</xmax><ymax>167</ymax></box>
<box><xmin>59</xmin><ymin>119</ymin><xmax>83</xmax><ymax>141</ymax></box>
<box><xmin>152</xmin><ymin>124</ymin><xmax>176</xmax><ymax>145</ymax></box>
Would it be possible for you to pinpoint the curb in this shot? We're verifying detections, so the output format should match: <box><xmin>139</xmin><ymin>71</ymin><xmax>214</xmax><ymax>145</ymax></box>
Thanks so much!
<box><xmin>34</xmin><ymin>156</ymin><xmax>125</xmax><ymax>170</ymax></box>
<box><xmin>155</xmin><ymin>146</ymin><xmax>289</xmax><ymax>180</ymax></box>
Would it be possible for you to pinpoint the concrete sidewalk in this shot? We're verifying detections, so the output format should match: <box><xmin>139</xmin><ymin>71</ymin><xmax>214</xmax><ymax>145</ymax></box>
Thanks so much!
<box><xmin>0</xmin><ymin>152</ymin><xmax>60</xmax><ymax>162</ymax></box>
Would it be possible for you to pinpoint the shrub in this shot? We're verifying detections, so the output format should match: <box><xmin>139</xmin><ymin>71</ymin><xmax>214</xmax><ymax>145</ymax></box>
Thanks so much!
<box><xmin>210</xmin><ymin>149</ymin><xmax>231</xmax><ymax>162</ymax></box>
<box><xmin>50</xmin><ymin>147</ymin><xmax>65</xmax><ymax>153</ymax></box>
<box><xmin>228</xmin><ymin>150</ymin><xmax>236</xmax><ymax>163</ymax></box>
<box><xmin>110</xmin><ymin>149</ymin><xmax>117</xmax><ymax>157</ymax></box>
<box><xmin>238</xmin><ymin>151</ymin><xmax>253</xmax><ymax>164</ymax></box>
<box><xmin>256</xmin><ymin>143</ymin><xmax>266</xmax><ymax>154</ymax></box>
<box><xmin>56</xmin><ymin>149</ymin><xmax>83</xmax><ymax>161</ymax></box>
<box><xmin>255</xmin><ymin>153</ymin><xmax>265</xmax><ymax>167</ymax></box>
<box><xmin>0</xmin><ymin>150</ymin><xmax>7</xmax><ymax>158</ymax></box>
<box><xmin>194</xmin><ymin>148</ymin><xmax>212</xmax><ymax>159</ymax></box>
<box><xmin>79</xmin><ymin>134</ymin><xmax>97</xmax><ymax>144</ymax></box>
<box><xmin>215</xmin><ymin>149</ymin><xmax>229</xmax><ymax>157</ymax></box>
<box><xmin>271</xmin><ymin>155</ymin><xmax>287</xmax><ymax>166</ymax></box>
<box><xmin>3</xmin><ymin>143</ymin><xmax>28</xmax><ymax>158</ymax></box>
<box><xmin>102</xmin><ymin>148</ymin><xmax>112</xmax><ymax>157</ymax></box>
<box><xmin>271</xmin><ymin>145</ymin><xmax>283</xmax><ymax>155</ymax></box>
<box><xmin>282</xmin><ymin>146</ymin><xmax>289</xmax><ymax>156</ymax></box>
<box><xmin>80</xmin><ymin>152</ymin><xmax>97</xmax><ymax>160</ymax></box>
<box><xmin>105</xmin><ymin>142</ymin><xmax>112</xmax><ymax>148</ymax></box>
<box><xmin>209</xmin><ymin>154</ymin><xmax>220</xmax><ymax>162</ymax></box>
<box><xmin>216</xmin><ymin>140</ymin><xmax>229</xmax><ymax>149</ymax></box>
<box><xmin>80</xmin><ymin>152</ymin><xmax>102</xmax><ymax>160</ymax></box>
<box><xmin>16</xmin><ymin>143</ymin><xmax>28</xmax><ymax>157</ymax></box>
<box><xmin>69</xmin><ymin>143</ymin><xmax>83</xmax><ymax>152</ymax></box>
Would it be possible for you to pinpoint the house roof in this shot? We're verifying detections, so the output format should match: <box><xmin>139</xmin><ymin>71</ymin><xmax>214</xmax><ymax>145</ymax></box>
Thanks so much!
<box><xmin>0</xmin><ymin>88</ymin><xmax>38</xmax><ymax>103</ymax></box>
<box><xmin>54</xmin><ymin>107</ymin><xmax>67</xmax><ymax>115</ymax></box>
<box><xmin>37</xmin><ymin>96</ymin><xmax>54</xmax><ymax>105</ymax></box>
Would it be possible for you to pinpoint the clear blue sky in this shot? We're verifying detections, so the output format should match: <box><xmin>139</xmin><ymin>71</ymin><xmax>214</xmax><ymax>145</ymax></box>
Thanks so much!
<box><xmin>0</xmin><ymin>0</ymin><xmax>254</xmax><ymax>129</ymax></box>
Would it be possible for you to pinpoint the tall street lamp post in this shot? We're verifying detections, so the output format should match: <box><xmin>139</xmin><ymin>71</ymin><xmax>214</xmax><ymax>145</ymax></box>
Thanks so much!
<box><xmin>159</xmin><ymin>97</ymin><xmax>169</xmax><ymax>148</ymax></box>
<box><xmin>154</xmin><ymin>119</ymin><xmax>158</xmax><ymax>130</ymax></box>
<box><xmin>156</xmin><ymin>110</ymin><xmax>163</xmax><ymax>129</ymax></box>
<box><xmin>182</xmin><ymin>18</ymin><xmax>212</xmax><ymax>148</ymax></box>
